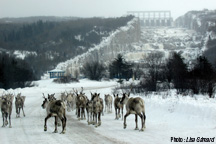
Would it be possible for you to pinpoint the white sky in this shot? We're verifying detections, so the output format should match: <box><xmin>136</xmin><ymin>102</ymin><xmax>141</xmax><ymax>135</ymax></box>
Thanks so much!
<box><xmin>0</xmin><ymin>0</ymin><xmax>216</xmax><ymax>20</ymax></box>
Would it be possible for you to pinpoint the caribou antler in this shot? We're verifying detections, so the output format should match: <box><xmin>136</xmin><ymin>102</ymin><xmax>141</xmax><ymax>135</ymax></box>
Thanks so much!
<box><xmin>80</xmin><ymin>87</ymin><xmax>84</xmax><ymax>94</ymax></box>
<box><xmin>42</xmin><ymin>93</ymin><xmax>46</xmax><ymax>99</ymax></box>
<box><xmin>73</xmin><ymin>88</ymin><xmax>78</xmax><ymax>95</ymax></box>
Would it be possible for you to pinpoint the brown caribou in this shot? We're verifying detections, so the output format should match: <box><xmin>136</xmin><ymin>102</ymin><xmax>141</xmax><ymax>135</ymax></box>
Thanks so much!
<box><xmin>114</xmin><ymin>94</ymin><xmax>124</xmax><ymax>120</ymax></box>
<box><xmin>15</xmin><ymin>93</ymin><xmax>26</xmax><ymax>118</ymax></box>
<box><xmin>104</xmin><ymin>94</ymin><xmax>113</xmax><ymax>113</ymax></box>
<box><xmin>1</xmin><ymin>97</ymin><xmax>12</xmax><ymax>128</ymax></box>
<box><xmin>91</xmin><ymin>93</ymin><xmax>103</xmax><ymax>127</ymax></box>
<box><xmin>120</xmin><ymin>93</ymin><xmax>146</xmax><ymax>131</ymax></box>
<box><xmin>41</xmin><ymin>97</ymin><xmax>67</xmax><ymax>134</ymax></box>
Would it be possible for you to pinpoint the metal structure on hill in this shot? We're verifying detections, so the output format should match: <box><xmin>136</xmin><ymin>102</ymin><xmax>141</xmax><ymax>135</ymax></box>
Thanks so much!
<box><xmin>127</xmin><ymin>11</ymin><xmax>173</xmax><ymax>27</ymax></box>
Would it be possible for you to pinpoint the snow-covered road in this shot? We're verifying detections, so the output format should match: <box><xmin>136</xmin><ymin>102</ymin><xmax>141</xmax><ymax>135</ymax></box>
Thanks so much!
<box><xmin>0</xmin><ymin>79</ymin><xmax>216</xmax><ymax>144</ymax></box>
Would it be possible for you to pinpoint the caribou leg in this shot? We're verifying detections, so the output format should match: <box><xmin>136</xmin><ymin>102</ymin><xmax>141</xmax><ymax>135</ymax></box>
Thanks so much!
<box><xmin>16</xmin><ymin>108</ymin><xmax>18</xmax><ymax>117</ymax></box>
<box><xmin>94</xmin><ymin>113</ymin><xmax>98</xmax><ymax>127</ymax></box>
<box><xmin>53</xmin><ymin>116</ymin><xmax>58</xmax><ymax>133</ymax></box>
<box><xmin>22</xmin><ymin>107</ymin><xmax>25</xmax><ymax>117</ymax></box>
<box><xmin>98</xmin><ymin>112</ymin><xmax>101</xmax><ymax>127</ymax></box>
<box><xmin>138</xmin><ymin>113</ymin><xmax>144</xmax><ymax>131</ymax></box>
<box><xmin>57</xmin><ymin>117</ymin><xmax>61</xmax><ymax>126</ymax></box>
<box><xmin>60</xmin><ymin>116</ymin><xmax>66</xmax><ymax>134</ymax></box>
<box><xmin>135</xmin><ymin>114</ymin><xmax>139</xmax><ymax>130</ymax></box>
<box><xmin>110</xmin><ymin>104</ymin><xmax>112</xmax><ymax>113</ymax></box>
<box><xmin>5</xmin><ymin>113</ymin><xmax>8</xmax><ymax>126</ymax></box>
<box><xmin>143</xmin><ymin>112</ymin><xmax>146</xmax><ymax>129</ymax></box>
<box><xmin>58</xmin><ymin>112</ymin><xmax>66</xmax><ymax>134</ymax></box>
<box><xmin>2</xmin><ymin>113</ymin><xmax>5</xmax><ymax>127</ymax></box>
<box><xmin>9</xmin><ymin>114</ymin><xmax>12</xmax><ymax>128</ymax></box>
<box><xmin>19</xmin><ymin>108</ymin><xmax>21</xmax><ymax>117</ymax></box>
<box><xmin>87</xmin><ymin>109</ymin><xmax>90</xmax><ymax>125</ymax></box>
<box><xmin>44</xmin><ymin>113</ymin><xmax>52</xmax><ymax>131</ymax></box>
<box><xmin>78</xmin><ymin>108</ymin><xmax>81</xmax><ymax>120</ymax></box>
<box><xmin>115</xmin><ymin>108</ymin><xmax>118</xmax><ymax>119</ymax></box>
<box><xmin>82</xmin><ymin>107</ymin><xmax>86</xmax><ymax>120</ymax></box>
<box><xmin>121</xmin><ymin>107</ymin><xmax>124</xmax><ymax>120</ymax></box>
<box><xmin>123</xmin><ymin>112</ymin><xmax>130</xmax><ymax>129</ymax></box>
<box><xmin>90</xmin><ymin>112</ymin><xmax>93</xmax><ymax>124</ymax></box>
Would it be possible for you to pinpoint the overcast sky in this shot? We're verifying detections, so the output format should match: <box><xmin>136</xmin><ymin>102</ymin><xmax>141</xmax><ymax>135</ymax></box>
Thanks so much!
<box><xmin>0</xmin><ymin>0</ymin><xmax>216</xmax><ymax>20</ymax></box>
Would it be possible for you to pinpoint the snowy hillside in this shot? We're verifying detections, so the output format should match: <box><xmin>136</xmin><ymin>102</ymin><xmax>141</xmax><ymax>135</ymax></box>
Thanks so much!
<box><xmin>54</xmin><ymin>20</ymin><xmax>204</xmax><ymax>78</ymax></box>
<box><xmin>125</xmin><ymin>27</ymin><xmax>203</xmax><ymax>65</ymax></box>
<box><xmin>174</xmin><ymin>10</ymin><xmax>216</xmax><ymax>63</ymax></box>
<box><xmin>53</xmin><ymin>17</ymin><xmax>140</xmax><ymax>77</ymax></box>
<box><xmin>0</xmin><ymin>79</ymin><xmax>216</xmax><ymax>144</ymax></box>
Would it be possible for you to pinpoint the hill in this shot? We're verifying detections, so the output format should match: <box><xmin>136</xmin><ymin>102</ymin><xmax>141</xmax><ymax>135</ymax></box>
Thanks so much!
<box><xmin>0</xmin><ymin>15</ymin><xmax>134</xmax><ymax>79</ymax></box>
<box><xmin>175</xmin><ymin>9</ymin><xmax>216</xmax><ymax>66</ymax></box>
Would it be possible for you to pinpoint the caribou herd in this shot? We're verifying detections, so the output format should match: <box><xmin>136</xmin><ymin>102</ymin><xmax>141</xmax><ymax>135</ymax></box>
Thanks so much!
<box><xmin>1</xmin><ymin>87</ymin><xmax>146</xmax><ymax>134</ymax></box>
<box><xmin>0</xmin><ymin>92</ymin><xmax>26</xmax><ymax>128</ymax></box>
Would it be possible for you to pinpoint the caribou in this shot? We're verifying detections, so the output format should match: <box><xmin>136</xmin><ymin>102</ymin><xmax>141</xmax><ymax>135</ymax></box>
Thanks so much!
<box><xmin>104</xmin><ymin>94</ymin><xmax>113</xmax><ymax>113</ymax></box>
<box><xmin>120</xmin><ymin>93</ymin><xmax>146</xmax><ymax>131</ymax></box>
<box><xmin>15</xmin><ymin>93</ymin><xmax>26</xmax><ymax>117</ymax></box>
<box><xmin>41</xmin><ymin>96</ymin><xmax>67</xmax><ymax>134</ymax></box>
<box><xmin>66</xmin><ymin>92</ymin><xmax>76</xmax><ymax>112</ymax></box>
<box><xmin>75</xmin><ymin>91</ymin><xmax>87</xmax><ymax>120</ymax></box>
<box><xmin>114</xmin><ymin>94</ymin><xmax>124</xmax><ymax>120</ymax></box>
<box><xmin>60</xmin><ymin>92</ymin><xmax>67</xmax><ymax>102</ymax></box>
<box><xmin>91</xmin><ymin>92</ymin><xmax>103</xmax><ymax>127</ymax></box>
<box><xmin>86</xmin><ymin>99</ymin><xmax>93</xmax><ymax>125</ymax></box>
<box><xmin>1</xmin><ymin>97</ymin><xmax>12</xmax><ymax>128</ymax></box>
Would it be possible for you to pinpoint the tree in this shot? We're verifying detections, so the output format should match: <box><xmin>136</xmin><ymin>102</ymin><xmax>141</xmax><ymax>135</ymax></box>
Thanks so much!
<box><xmin>189</xmin><ymin>56</ymin><xmax>216</xmax><ymax>97</ymax></box>
<box><xmin>141</xmin><ymin>52</ymin><xmax>165</xmax><ymax>91</ymax></box>
<box><xmin>164</xmin><ymin>52</ymin><xmax>188</xmax><ymax>93</ymax></box>
<box><xmin>109</xmin><ymin>54</ymin><xmax>132</xmax><ymax>81</ymax></box>
<box><xmin>82</xmin><ymin>61</ymin><xmax>105</xmax><ymax>81</ymax></box>
<box><xmin>0</xmin><ymin>52</ymin><xmax>35</xmax><ymax>89</ymax></box>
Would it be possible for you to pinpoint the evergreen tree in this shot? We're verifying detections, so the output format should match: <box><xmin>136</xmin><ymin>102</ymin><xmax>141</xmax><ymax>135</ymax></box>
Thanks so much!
<box><xmin>109</xmin><ymin>54</ymin><xmax>132</xmax><ymax>81</ymax></box>
<box><xmin>0</xmin><ymin>52</ymin><xmax>35</xmax><ymax>89</ymax></box>
<box><xmin>165</xmin><ymin>52</ymin><xmax>188</xmax><ymax>93</ymax></box>
<box><xmin>189</xmin><ymin>56</ymin><xmax>216</xmax><ymax>97</ymax></box>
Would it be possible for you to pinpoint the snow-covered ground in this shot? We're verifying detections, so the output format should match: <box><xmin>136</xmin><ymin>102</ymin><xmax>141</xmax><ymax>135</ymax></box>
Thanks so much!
<box><xmin>0</xmin><ymin>79</ymin><xmax>216</xmax><ymax>144</ymax></box>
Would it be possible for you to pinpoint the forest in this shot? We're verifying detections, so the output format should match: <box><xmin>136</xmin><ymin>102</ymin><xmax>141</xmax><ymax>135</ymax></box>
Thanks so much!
<box><xmin>0</xmin><ymin>15</ymin><xmax>134</xmax><ymax>80</ymax></box>
<box><xmin>81</xmin><ymin>52</ymin><xmax>216</xmax><ymax>98</ymax></box>
<box><xmin>0</xmin><ymin>52</ymin><xmax>35</xmax><ymax>89</ymax></box>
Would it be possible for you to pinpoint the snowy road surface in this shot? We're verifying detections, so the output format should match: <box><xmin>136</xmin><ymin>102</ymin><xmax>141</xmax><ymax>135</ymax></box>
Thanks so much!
<box><xmin>0</xmin><ymin>79</ymin><xmax>216</xmax><ymax>144</ymax></box>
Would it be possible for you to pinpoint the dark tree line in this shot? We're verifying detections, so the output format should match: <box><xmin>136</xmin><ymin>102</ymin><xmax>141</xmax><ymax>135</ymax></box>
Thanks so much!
<box><xmin>0</xmin><ymin>52</ymin><xmax>35</xmax><ymax>89</ymax></box>
<box><xmin>80</xmin><ymin>51</ymin><xmax>216</xmax><ymax>97</ymax></box>
<box><xmin>204</xmin><ymin>36</ymin><xmax>216</xmax><ymax>68</ymax></box>
<box><xmin>82</xmin><ymin>54</ymin><xmax>133</xmax><ymax>82</ymax></box>
<box><xmin>188</xmin><ymin>56</ymin><xmax>215</xmax><ymax>97</ymax></box>
<box><xmin>138</xmin><ymin>52</ymin><xmax>216</xmax><ymax>98</ymax></box>
<box><xmin>0</xmin><ymin>16</ymin><xmax>134</xmax><ymax>51</ymax></box>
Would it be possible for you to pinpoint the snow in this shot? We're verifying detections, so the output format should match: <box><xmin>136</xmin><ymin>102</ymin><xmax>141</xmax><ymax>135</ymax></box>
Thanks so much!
<box><xmin>13</xmin><ymin>50</ymin><xmax>37</xmax><ymax>60</ymax></box>
<box><xmin>0</xmin><ymin>79</ymin><xmax>216</xmax><ymax>144</ymax></box>
<box><xmin>48</xmin><ymin>69</ymin><xmax>65</xmax><ymax>72</ymax></box>
<box><xmin>74</xmin><ymin>35</ymin><xmax>83</xmax><ymax>41</ymax></box>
